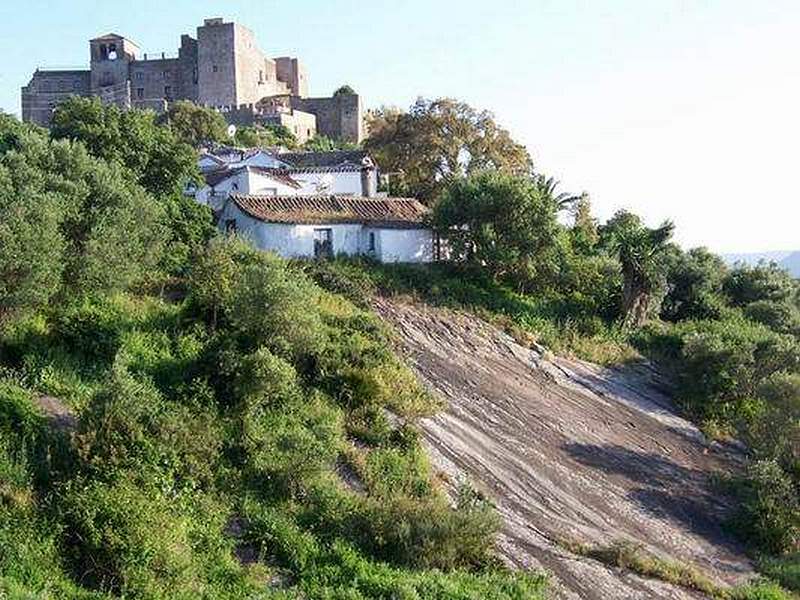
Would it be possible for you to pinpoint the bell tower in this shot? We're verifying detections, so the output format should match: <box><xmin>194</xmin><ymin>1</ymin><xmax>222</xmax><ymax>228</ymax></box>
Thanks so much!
<box><xmin>89</xmin><ymin>33</ymin><xmax>139</xmax><ymax>107</ymax></box>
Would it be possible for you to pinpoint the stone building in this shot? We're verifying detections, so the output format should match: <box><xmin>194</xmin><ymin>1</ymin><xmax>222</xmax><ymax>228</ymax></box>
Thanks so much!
<box><xmin>21</xmin><ymin>18</ymin><xmax>362</xmax><ymax>143</ymax></box>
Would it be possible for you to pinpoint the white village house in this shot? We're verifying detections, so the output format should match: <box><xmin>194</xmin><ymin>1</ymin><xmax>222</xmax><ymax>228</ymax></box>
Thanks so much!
<box><xmin>219</xmin><ymin>194</ymin><xmax>435</xmax><ymax>263</ymax></box>
<box><xmin>190</xmin><ymin>147</ymin><xmax>435</xmax><ymax>263</ymax></box>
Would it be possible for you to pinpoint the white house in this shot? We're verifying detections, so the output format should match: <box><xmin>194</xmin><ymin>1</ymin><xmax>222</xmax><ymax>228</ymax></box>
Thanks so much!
<box><xmin>219</xmin><ymin>194</ymin><xmax>435</xmax><ymax>263</ymax></box>
<box><xmin>192</xmin><ymin>149</ymin><xmax>380</xmax><ymax>212</ymax></box>
<box><xmin>195</xmin><ymin>166</ymin><xmax>303</xmax><ymax>212</ymax></box>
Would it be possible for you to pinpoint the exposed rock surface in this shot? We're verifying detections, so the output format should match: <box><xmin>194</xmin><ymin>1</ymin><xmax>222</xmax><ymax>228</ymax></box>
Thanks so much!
<box><xmin>374</xmin><ymin>298</ymin><xmax>754</xmax><ymax>600</ymax></box>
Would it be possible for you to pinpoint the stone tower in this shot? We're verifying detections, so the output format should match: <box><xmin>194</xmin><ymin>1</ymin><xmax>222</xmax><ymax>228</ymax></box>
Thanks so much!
<box><xmin>89</xmin><ymin>34</ymin><xmax>139</xmax><ymax>107</ymax></box>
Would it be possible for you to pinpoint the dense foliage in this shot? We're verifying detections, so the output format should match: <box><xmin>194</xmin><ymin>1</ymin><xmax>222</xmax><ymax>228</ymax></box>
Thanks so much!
<box><xmin>156</xmin><ymin>100</ymin><xmax>229</xmax><ymax>148</ymax></box>
<box><xmin>0</xmin><ymin>110</ymin><xmax>545</xmax><ymax>598</ymax></box>
<box><xmin>365</xmin><ymin>98</ymin><xmax>532</xmax><ymax>201</ymax></box>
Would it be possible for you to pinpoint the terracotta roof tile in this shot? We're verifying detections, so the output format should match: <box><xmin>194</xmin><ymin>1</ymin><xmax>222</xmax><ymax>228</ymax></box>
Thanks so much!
<box><xmin>229</xmin><ymin>194</ymin><xmax>429</xmax><ymax>229</ymax></box>
<box><xmin>278</xmin><ymin>150</ymin><xmax>373</xmax><ymax>169</ymax></box>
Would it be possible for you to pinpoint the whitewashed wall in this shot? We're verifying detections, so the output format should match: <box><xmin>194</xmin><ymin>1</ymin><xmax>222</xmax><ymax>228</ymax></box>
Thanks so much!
<box><xmin>196</xmin><ymin>169</ymin><xmax>299</xmax><ymax>212</ymax></box>
<box><xmin>292</xmin><ymin>170</ymin><xmax>364</xmax><ymax>196</ymax></box>
<box><xmin>378</xmin><ymin>229</ymin><xmax>434</xmax><ymax>263</ymax></box>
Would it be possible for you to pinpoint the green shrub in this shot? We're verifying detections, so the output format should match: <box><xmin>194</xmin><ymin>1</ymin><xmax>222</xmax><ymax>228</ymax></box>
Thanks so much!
<box><xmin>59</xmin><ymin>477</ymin><xmax>199</xmax><ymax>597</ymax></box>
<box><xmin>75</xmin><ymin>363</ymin><xmax>222</xmax><ymax>490</ymax></box>
<box><xmin>758</xmin><ymin>553</ymin><xmax>800</xmax><ymax>592</ymax></box>
<box><xmin>727</xmin><ymin>460</ymin><xmax>800</xmax><ymax>554</ymax></box>
<box><xmin>744</xmin><ymin>300</ymin><xmax>800</xmax><ymax>336</ymax></box>
<box><xmin>241</xmin><ymin>388</ymin><xmax>343</xmax><ymax>496</ymax></box>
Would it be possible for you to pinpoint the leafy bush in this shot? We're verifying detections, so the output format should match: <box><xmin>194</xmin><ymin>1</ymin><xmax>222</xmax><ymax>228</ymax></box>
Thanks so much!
<box><xmin>75</xmin><ymin>363</ymin><xmax>222</xmax><ymax>490</ymax></box>
<box><xmin>744</xmin><ymin>300</ymin><xmax>800</xmax><ymax>336</ymax></box>
<box><xmin>59</xmin><ymin>477</ymin><xmax>200</xmax><ymax>597</ymax></box>
<box><xmin>727</xmin><ymin>460</ymin><xmax>800</xmax><ymax>554</ymax></box>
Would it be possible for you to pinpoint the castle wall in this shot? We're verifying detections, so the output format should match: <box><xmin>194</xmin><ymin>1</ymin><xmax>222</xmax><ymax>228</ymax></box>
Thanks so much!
<box><xmin>197</xmin><ymin>19</ymin><xmax>237</xmax><ymax>108</ymax></box>
<box><xmin>177</xmin><ymin>35</ymin><xmax>199</xmax><ymax>102</ymax></box>
<box><xmin>293</xmin><ymin>93</ymin><xmax>363</xmax><ymax>143</ymax></box>
<box><xmin>130</xmin><ymin>58</ymin><xmax>182</xmax><ymax>108</ymax></box>
<box><xmin>275</xmin><ymin>57</ymin><xmax>308</xmax><ymax>98</ymax></box>
<box><xmin>21</xmin><ymin>70</ymin><xmax>91</xmax><ymax>126</ymax></box>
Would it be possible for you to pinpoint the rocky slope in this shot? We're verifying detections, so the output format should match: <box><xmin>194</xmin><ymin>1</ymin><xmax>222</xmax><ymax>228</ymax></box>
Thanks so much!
<box><xmin>374</xmin><ymin>298</ymin><xmax>755</xmax><ymax>600</ymax></box>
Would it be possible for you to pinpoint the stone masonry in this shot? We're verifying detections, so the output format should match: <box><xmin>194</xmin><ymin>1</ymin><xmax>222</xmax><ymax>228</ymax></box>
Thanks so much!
<box><xmin>21</xmin><ymin>18</ymin><xmax>362</xmax><ymax>143</ymax></box>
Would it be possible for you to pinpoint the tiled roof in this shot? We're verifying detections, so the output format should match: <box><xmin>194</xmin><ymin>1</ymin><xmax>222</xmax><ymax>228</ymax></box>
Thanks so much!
<box><xmin>229</xmin><ymin>194</ymin><xmax>429</xmax><ymax>229</ymax></box>
<box><xmin>261</xmin><ymin>165</ymin><xmax>367</xmax><ymax>174</ymax></box>
<box><xmin>278</xmin><ymin>150</ymin><xmax>373</xmax><ymax>169</ymax></box>
<box><xmin>203</xmin><ymin>166</ymin><xmax>301</xmax><ymax>189</ymax></box>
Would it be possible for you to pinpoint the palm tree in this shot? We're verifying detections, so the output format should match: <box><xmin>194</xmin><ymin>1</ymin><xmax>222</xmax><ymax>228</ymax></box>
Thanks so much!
<box><xmin>604</xmin><ymin>211</ymin><xmax>675</xmax><ymax>327</ymax></box>
<box><xmin>533</xmin><ymin>174</ymin><xmax>581</xmax><ymax>211</ymax></box>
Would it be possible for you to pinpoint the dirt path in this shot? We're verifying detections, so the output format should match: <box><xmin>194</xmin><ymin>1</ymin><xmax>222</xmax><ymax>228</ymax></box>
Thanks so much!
<box><xmin>374</xmin><ymin>298</ymin><xmax>754</xmax><ymax>600</ymax></box>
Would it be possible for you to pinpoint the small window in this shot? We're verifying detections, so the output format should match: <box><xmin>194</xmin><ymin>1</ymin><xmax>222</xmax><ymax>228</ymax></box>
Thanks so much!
<box><xmin>72</xmin><ymin>80</ymin><xmax>81</xmax><ymax>91</ymax></box>
<box><xmin>258</xmin><ymin>70</ymin><xmax>264</xmax><ymax>83</ymax></box>
<box><xmin>225</xmin><ymin>219</ymin><xmax>237</xmax><ymax>235</ymax></box>
<box><xmin>192</xmin><ymin>67</ymin><xmax>198</xmax><ymax>84</ymax></box>
<box><xmin>136</xmin><ymin>88</ymin><xmax>144</xmax><ymax>98</ymax></box>
<box><xmin>368</xmin><ymin>232</ymin><xmax>376</xmax><ymax>252</ymax></box>
<box><xmin>135</xmin><ymin>72</ymin><xmax>144</xmax><ymax>80</ymax></box>
<box><xmin>212</xmin><ymin>65</ymin><xmax>218</xmax><ymax>73</ymax></box>
<box><xmin>99</xmin><ymin>44</ymin><xmax>108</xmax><ymax>60</ymax></box>
<box><xmin>163</xmin><ymin>70</ymin><xmax>170</xmax><ymax>79</ymax></box>
<box><xmin>164</xmin><ymin>86</ymin><xmax>172</xmax><ymax>98</ymax></box>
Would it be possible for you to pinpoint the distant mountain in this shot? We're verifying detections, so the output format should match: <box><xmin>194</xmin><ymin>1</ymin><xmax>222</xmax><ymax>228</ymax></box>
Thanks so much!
<box><xmin>780</xmin><ymin>251</ymin><xmax>800</xmax><ymax>277</ymax></box>
<box><xmin>721</xmin><ymin>250</ymin><xmax>800</xmax><ymax>278</ymax></box>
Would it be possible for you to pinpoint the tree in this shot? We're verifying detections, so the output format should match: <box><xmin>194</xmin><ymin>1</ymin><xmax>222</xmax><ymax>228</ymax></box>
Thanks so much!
<box><xmin>601</xmin><ymin>211</ymin><xmax>675</xmax><ymax>327</ymax></box>
<box><xmin>302</xmin><ymin>134</ymin><xmax>357</xmax><ymax>152</ymax></box>
<box><xmin>156</xmin><ymin>100</ymin><xmax>228</xmax><ymax>148</ymax></box>
<box><xmin>723</xmin><ymin>262</ymin><xmax>798</xmax><ymax>308</ymax></box>
<box><xmin>50</xmin><ymin>97</ymin><xmax>199</xmax><ymax>197</ymax></box>
<box><xmin>0</xmin><ymin>116</ymin><xmax>167</xmax><ymax>319</ymax></box>
<box><xmin>334</xmin><ymin>85</ymin><xmax>356</xmax><ymax>96</ymax></box>
<box><xmin>234</xmin><ymin>124</ymin><xmax>298</xmax><ymax>149</ymax></box>
<box><xmin>534</xmin><ymin>175</ymin><xmax>580</xmax><ymax>212</ymax></box>
<box><xmin>432</xmin><ymin>171</ymin><xmax>560</xmax><ymax>289</ymax></box>
<box><xmin>0</xmin><ymin>167</ymin><xmax>63</xmax><ymax>328</ymax></box>
<box><xmin>661</xmin><ymin>247</ymin><xmax>728</xmax><ymax>322</ymax></box>
<box><xmin>570</xmin><ymin>193</ymin><xmax>599</xmax><ymax>253</ymax></box>
<box><xmin>365</xmin><ymin>98</ymin><xmax>532</xmax><ymax>202</ymax></box>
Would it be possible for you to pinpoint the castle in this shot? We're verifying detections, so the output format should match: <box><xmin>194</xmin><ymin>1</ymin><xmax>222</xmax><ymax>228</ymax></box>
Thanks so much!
<box><xmin>21</xmin><ymin>18</ymin><xmax>363</xmax><ymax>144</ymax></box>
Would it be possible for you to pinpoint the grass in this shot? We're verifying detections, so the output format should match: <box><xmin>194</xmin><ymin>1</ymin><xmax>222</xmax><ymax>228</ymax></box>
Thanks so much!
<box><xmin>301</xmin><ymin>258</ymin><xmax>642</xmax><ymax>366</ymax></box>
<box><xmin>758</xmin><ymin>553</ymin><xmax>800</xmax><ymax>593</ymax></box>
<box><xmin>562</xmin><ymin>539</ymin><xmax>795</xmax><ymax>600</ymax></box>
<box><xmin>0</xmin><ymin>247</ymin><xmax>547</xmax><ymax>599</ymax></box>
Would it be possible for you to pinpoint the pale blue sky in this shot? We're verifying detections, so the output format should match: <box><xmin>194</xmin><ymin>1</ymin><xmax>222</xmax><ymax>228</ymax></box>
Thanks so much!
<box><xmin>2</xmin><ymin>1</ymin><xmax>798</xmax><ymax>252</ymax></box>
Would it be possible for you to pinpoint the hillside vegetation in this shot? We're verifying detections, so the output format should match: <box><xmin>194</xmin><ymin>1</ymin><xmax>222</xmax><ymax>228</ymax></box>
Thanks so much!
<box><xmin>0</xmin><ymin>101</ymin><xmax>545</xmax><ymax>599</ymax></box>
<box><xmin>1</xmin><ymin>97</ymin><xmax>798</xmax><ymax>598</ymax></box>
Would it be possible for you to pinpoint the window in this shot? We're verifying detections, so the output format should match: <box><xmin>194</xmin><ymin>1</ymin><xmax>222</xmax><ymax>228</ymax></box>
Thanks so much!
<box><xmin>136</xmin><ymin>88</ymin><xmax>144</xmax><ymax>98</ymax></box>
<box><xmin>72</xmin><ymin>80</ymin><xmax>81</xmax><ymax>91</ymax></box>
<box><xmin>135</xmin><ymin>72</ymin><xmax>144</xmax><ymax>80</ymax></box>
<box><xmin>164</xmin><ymin>86</ymin><xmax>172</xmax><ymax>98</ymax></box>
<box><xmin>99</xmin><ymin>44</ymin><xmax>107</xmax><ymax>60</ymax></box>
<box><xmin>258</xmin><ymin>70</ymin><xmax>264</xmax><ymax>83</ymax></box>
<box><xmin>212</xmin><ymin>65</ymin><xmax>218</xmax><ymax>73</ymax></box>
<box><xmin>163</xmin><ymin>70</ymin><xmax>170</xmax><ymax>79</ymax></box>
<box><xmin>368</xmin><ymin>232</ymin><xmax>376</xmax><ymax>253</ymax></box>
<box><xmin>314</xmin><ymin>229</ymin><xmax>333</xmax><ymax>259</ymax></box>
<box><xmin>192</xmin><ymin>67</ymin><xmax>198</xmax><ymax>84</ymax></box>
<box><xmin>225</xmin><ymin>219</ymin><xmax>237</xmax><ymax>235</ymax></box>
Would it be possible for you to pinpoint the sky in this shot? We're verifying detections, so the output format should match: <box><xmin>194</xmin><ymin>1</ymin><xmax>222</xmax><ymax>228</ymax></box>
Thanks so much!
<box><xmin>1</xmin><ymin>0</ymin><xmax>797</xmax><ymax>253</ymax></box>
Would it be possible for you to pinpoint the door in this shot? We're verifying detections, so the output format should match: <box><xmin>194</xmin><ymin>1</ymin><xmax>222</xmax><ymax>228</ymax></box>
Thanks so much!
<box><xmin>314</xmin><ymin>228</ymin><xmax>333</xmax><ymax>259</ymax></box>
